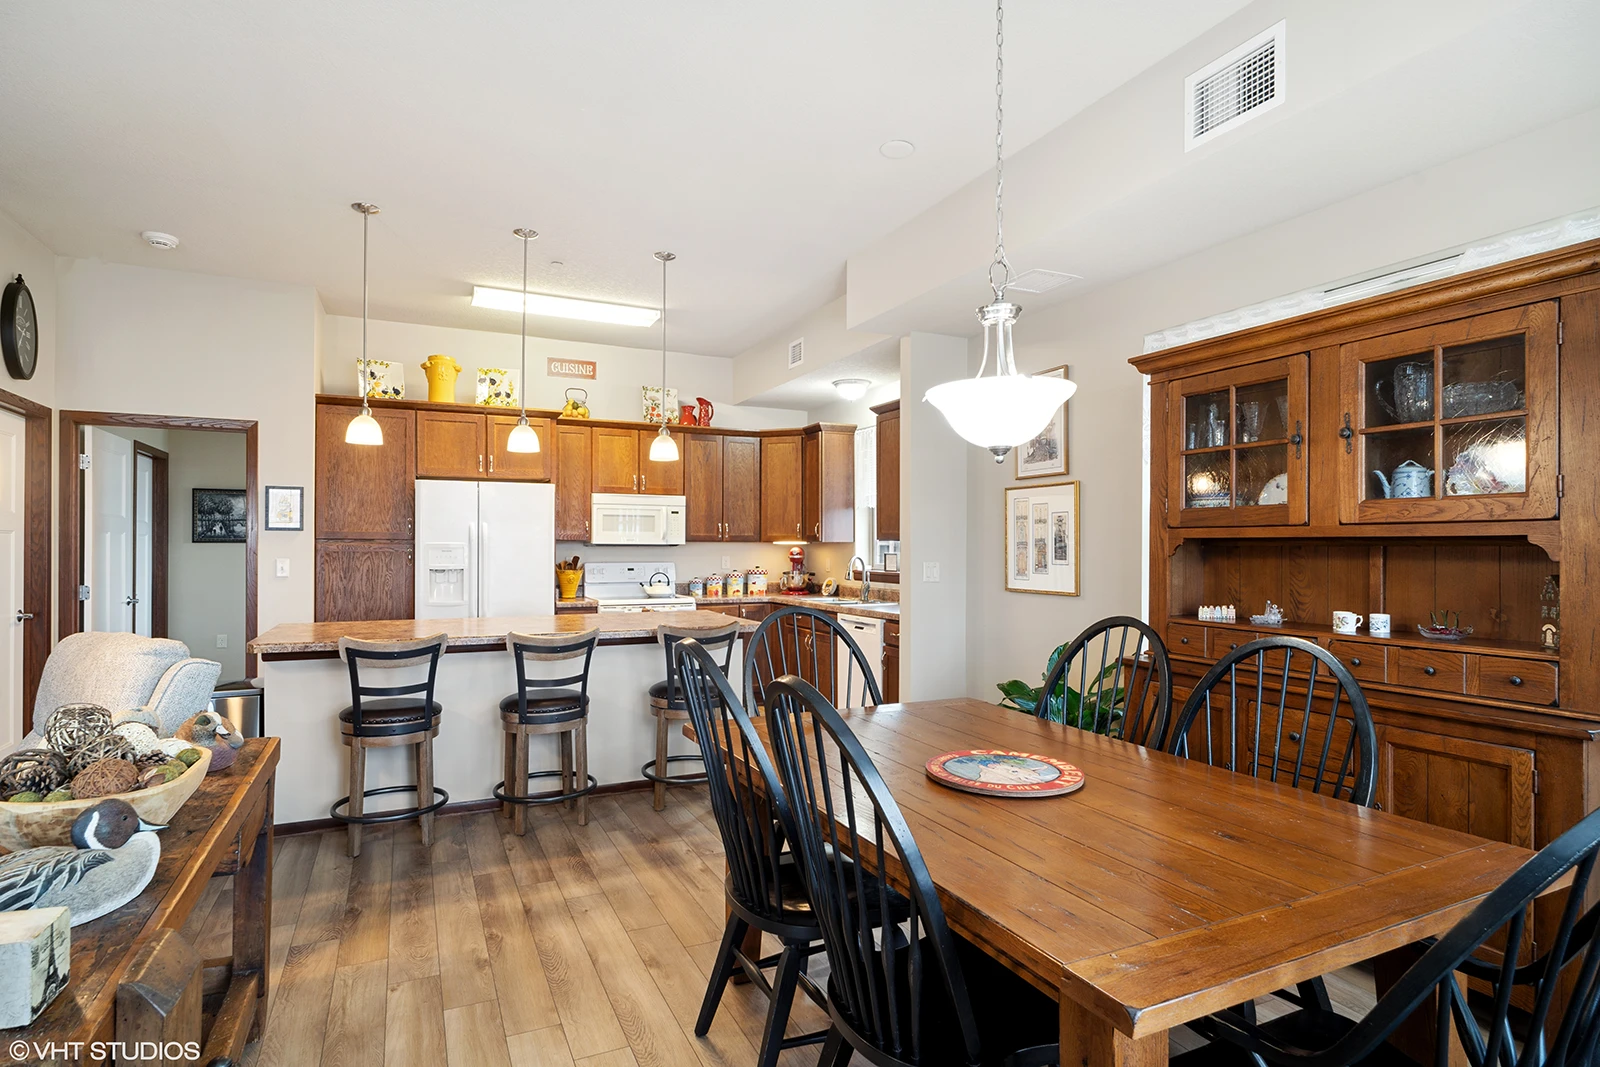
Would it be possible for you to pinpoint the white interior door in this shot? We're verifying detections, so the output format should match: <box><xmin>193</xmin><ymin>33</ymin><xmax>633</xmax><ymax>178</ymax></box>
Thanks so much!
<box><xmin>0</xmin><ymin>410</ymin><xmax>24</xmax><ymax>749</ymax></box>
<box><xmin>86</xmin><ymin>427</ymin><xmax>134</xmax><ymax>633</ymax></box>
<box><xmin>134</xmin><ymin>451</ymin><xmax>153</xmax><ymax>636</ymax></box>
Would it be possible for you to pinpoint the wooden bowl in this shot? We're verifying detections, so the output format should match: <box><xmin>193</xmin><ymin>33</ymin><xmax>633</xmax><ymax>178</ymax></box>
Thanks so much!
<box><xmin>0</xmin><ymin>747</ymin><xmax>213</xmax><ymax>852</ymax></box>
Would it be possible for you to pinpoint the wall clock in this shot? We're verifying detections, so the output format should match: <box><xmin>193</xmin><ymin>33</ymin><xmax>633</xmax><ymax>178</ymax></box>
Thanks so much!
<box><xmin>1</xmin><ymin>275</ymin><xmax>38</xmax><ymax>381</ymax></box>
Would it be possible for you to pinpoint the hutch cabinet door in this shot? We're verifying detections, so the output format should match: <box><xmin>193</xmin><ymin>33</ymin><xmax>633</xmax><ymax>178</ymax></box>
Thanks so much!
<box><xmin>554</xmin><ymin>423</ymin><xmax>591</xmax><ymax>541</ymax></box>
<box><xmin>684</xmin><ymin>433</ymin><xmax>723</xmax><ymax>541</ymax></box>
<box><xmin>1167</xmin><ymin>354</ymin><xmax>1309</xmax><ymax>527</ymax></box>
<box><xmin>1337</xmin><ymin>301</ymin><xmax>1558</xmax><ymax>523</ymax></box>
<box><xmin>315</xmin><ymin>404</ymin><xmax>415</xmax><ymax>540</ymax></box>
<box><xmin>486</xmin><ymin>414</ymin><xmax>551</xmax><ymax>481</ymax></box>
<box><xmin>416</xmin><ymin>410</ymin><xmax>487</xmax><ymax>479</ymax></box>
<box><xmin>1378</xmin><ymin>726</ymin><xmax>1534</xmax><ymax>845</ymax></box>
<box><xmin>721</xmin><ymin>435</ymin><xmax>762</xmax><ymax>541</ymax></box>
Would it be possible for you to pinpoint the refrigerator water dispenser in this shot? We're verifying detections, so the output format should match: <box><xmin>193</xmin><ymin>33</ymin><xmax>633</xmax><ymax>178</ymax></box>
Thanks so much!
<box><xmin>424</xmin><ymin>542</ymin><xmax>468</xmax><ymax>608</ymax></box>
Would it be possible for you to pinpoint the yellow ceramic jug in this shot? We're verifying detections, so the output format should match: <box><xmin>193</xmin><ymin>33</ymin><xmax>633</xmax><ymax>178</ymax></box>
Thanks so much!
<box><xmin>421</xmin><ymin>354</ymin><xmax>462</xmax><ymax>403</ymax></box>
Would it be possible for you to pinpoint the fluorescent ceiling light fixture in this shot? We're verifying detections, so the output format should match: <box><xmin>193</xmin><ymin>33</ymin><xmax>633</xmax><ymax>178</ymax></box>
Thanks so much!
<box><xmin>833</xmin><ymin>379</ymin><xmax>870</xmax><ymax>401</ymax></box>
<box><xmin>471</xmin><ymin>285</ymin><xmax>659</xmax><ymax>327</ymax></box>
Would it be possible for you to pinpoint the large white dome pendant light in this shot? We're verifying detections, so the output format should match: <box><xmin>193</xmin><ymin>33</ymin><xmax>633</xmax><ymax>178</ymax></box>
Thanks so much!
<box><xmin>345</xmin><ymin>202</ymin><xmax>385</xmax><ymax>446</ymax></box>
<box><xmin>505</xmin><ymin>227</ymin><xmax>543</xmax><ymax>454</ymax></box>
<box><xmin>923</xmin><ymin>0</ymin><xmax>1075</xmax><ymax>462</ymax></box>
<box><xmin>648</xmin><ymin>251</ymin><xmax>679</xmax><ymax>463</ymax></box>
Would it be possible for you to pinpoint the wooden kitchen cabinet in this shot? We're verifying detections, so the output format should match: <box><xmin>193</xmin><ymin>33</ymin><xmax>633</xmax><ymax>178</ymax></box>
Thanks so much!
<box><xmin>315</xmin><ymin>539</ymin><xmax>414</xmax><ymax>622</ymax></box>
<box><xmin>555</xmin><ymin>422</ymin><xmax>592</xmax><ymax>542</ymax></box>
<box><xmin>687</xmin><ymin>433</ymin><xmax>761</xmax><ymax>541</ymax></box>
<box><xmin>315</xmin><ymin>403</ymin><xmax>416</xmax><ymax>540</ymax></box>
<box><xmin>761</xmin><ymin>433</ymin><xmax>804</xmax><ymax>541</ymax></box>
<box><xmin>882</xmin><ymin>621</ymin><xmax>900</xmax><ymax>703</ymax></box>
<box><xmin>487</xmin><ymin>414</ymin><xmax>552</xmax><ymax>481</ymax></box>
<box><xmin>638</xmin><ymin>429</ymin><xmax>684</xmax><ymax>494</ymax></box>
<box><xmin>592</xmin><ymin>426</ymin><xmax>639</xmax><ymax>494</ymax></box>
<box><xmin>803</xmin><ymin>424</ymin><xmax>856</xmax><ymax>542</ymax></box>
<box><xmin>1378</xmin><ymin>726</ymin><xmax>1534</xmax><ymax>847</ymax></box>
<box><xmin>873</xmin><ymin>400</ymin><xmax>900</xmax><ymax>541</ymax></box>
<box><xmin>416</xmin><ymin>409</ymin><xmax>488</xmax><ymax>479</ymax></box>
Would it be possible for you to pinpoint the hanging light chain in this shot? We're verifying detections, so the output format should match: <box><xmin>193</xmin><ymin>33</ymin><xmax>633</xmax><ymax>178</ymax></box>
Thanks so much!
<box><xmin>514</xmin><ymin>227</ymin><xmax>539</xmax><ymax>420</ymax></box>
<box><xmin>656</xmin><ymin>251</ymin><xmax>675</xmax><ymax>429</ymax></box>
<box><xmin>989</xmin><ymin>0</ymin><xmax>1012</xmax><ymax>301</ymax></box>
<box><xmin>351</xmin><ymin>202</ymin><xmax>380</xmax><ymax>411</ymax></box>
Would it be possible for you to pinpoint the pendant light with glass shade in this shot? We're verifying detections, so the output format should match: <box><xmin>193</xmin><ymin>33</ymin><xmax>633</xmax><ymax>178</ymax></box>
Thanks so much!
<box><xmin>648</xmin><ymin>251</ymin><xmax>679</xmax><ymax>463</ymax></box>
<box><xmin>923</xmin><ymin>0</ymin><xmax>1076</xmax><ymax>462</ymax></box>
<box><xmin>504</xmin><ymin>227</ymin><xmax>543</xmax><ymax>454</ymax></box>
<box><xmin>345</xmin><ymin>202</ymin><xmax>385</xmax><ymax>446</ymax></box>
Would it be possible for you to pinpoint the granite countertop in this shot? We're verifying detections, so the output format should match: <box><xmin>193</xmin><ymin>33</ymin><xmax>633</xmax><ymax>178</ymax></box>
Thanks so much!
<box><xmin>694</xmin><ymin>594</ymin><xmax>901</xmax><ymax>621</ymax></box>
<box><xmin>250</xmin><ymin>609</ymin><xmax>756</xmax><ymax>656</ymax></box>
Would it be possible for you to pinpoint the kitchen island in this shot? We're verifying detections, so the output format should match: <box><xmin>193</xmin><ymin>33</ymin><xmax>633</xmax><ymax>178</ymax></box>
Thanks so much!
<box><xmin>249</xmin><ymin>610</ymin><xmax>753</xmax><ymax>825</ymax></box>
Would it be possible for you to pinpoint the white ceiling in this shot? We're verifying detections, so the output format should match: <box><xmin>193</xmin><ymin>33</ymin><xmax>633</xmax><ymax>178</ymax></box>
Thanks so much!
<box><xmin>0</xmin><ymin>0</ymin><xmax>1254</xmax><ymax>356</ymax></box>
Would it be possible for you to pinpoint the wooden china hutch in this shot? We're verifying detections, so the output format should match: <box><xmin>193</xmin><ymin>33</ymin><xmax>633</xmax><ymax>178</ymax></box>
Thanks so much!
<box><xmin>1133</xmin><ymin>241</ymin><xmax>1600</xmax><ymax>963</ymax></box>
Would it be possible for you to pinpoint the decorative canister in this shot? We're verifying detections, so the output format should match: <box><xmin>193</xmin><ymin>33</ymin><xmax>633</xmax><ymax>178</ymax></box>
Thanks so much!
<box><xmin>725</xmin><ymin>571</ymin><xmax>745</xmax><ymax>597</ymax></box>
<box><xmin>421</xmin><ymin>354</ymin><xmax>462</xmax><ymax>403</ymax></box>
<box><xmin>688</xmin><ymin>576</ymin><xmax>705</xmax><ymax>597</ymax></box>
<box><xmin>557</xmin><ymin>568</ymin><xmax>583</xmax><ymax>601</ymax></box>
<box><xmin>705</xmin><ymin>575</ymin><xmax>724</xmax><ymax>598</ymax></box>
<box><xmin>747</xmin><ymin>567</ymin><xmax>767</xmax><ymax>595</ymax></box>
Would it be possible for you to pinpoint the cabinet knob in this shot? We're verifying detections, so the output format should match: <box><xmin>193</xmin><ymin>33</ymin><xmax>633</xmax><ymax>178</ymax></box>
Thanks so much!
<box><xmin>1510</xmin><ymin>675</ymin><xmax>1524</xmax><ymax>687</ymax></box>
<box><xmin>1350</xmin><ymin>657</ymin><xmax>1362</xmax><ymax>666</ymax></box>
<box><xmin>1423</xmin><ymin>666</ymin><xmax>1437</xmax><ymax>676</ymax></box>
<box><xmin>1288</xmin><ymin>731</ymin><xmax>1301</xmax><ymax>743</ymax></box>
<box><xmin>1179</xmin><ymin>637</ymin><xmax>1189</xmax><ymax>645</ymax></box>
<box><xmin>1229</xmin><ymin>642</ymin><xmax>1239</xmax><ymax>651</ymax></box>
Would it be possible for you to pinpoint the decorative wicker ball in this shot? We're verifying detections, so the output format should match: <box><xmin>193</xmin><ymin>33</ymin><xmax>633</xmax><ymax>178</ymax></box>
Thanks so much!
<box><xmin>0</xmin><ymin>748</ymin><xmax>69</xmax><ymax>797</ymax></box>
<box><xmin>71</xmin><ymin>757</ymin><xmax>139</xmax><ymax>799</ymax></box>
<box><xmin>43</xmin><ymin>703</ymin><xmax>112</xmax><ymax>755</ymax></box>
<box><xmin>112</xmin><ymin>722</ymin><xmax>161</xmax><ymax>758</ymax></box>
<box><xmin>66</xmin><ymin>733</ymin><xmax>135</xmax><ymax>778</ymax></box>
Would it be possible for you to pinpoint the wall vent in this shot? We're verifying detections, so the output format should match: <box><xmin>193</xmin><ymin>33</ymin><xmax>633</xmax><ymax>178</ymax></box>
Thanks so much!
<box><xmin>1007</xmin><ymin>269</ymin><xmax>1082</xmax><ymax>294</ymax></box>
<box><xmin>788</xmin><ymin>337</ymin><xmax>804</xmax><ymax>367</ymax></box>
<box><xmin>1184</xmin><ymin>20</ymin><xmax>1285</xmax><ymax>151</ymax></box>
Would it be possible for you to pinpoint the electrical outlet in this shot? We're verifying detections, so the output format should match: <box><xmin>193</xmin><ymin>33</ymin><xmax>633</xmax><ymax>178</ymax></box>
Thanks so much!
<box><xmin>275</xmin><ymin>557</ymin><xmax>290</xmax><ymax>578</ymax></box>
<box><xmin>721</xmin><ymin>555</ymin><xmax>732</xmax><ymax>570</ymax></box>
<box><xmin>923</xmin><ymin>562</ymin><xmax>941</xmax><ymax>582</ymax></box>
<box><xmin>216</xmin><ymin>635</ymin><xmax>228</xmax><ymax>649</ymax></box>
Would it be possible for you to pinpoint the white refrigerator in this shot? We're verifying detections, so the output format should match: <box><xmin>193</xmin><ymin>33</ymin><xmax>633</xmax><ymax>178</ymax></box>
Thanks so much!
<box><xmin>414</xmin><ymin>480</ymin><xmax>556</xmax><ymax>619</ymax></box>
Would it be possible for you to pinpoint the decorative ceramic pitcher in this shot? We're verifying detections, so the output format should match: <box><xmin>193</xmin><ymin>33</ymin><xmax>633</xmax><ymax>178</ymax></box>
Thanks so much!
<box><xmin>1373</xmin><ymin>459</ymin><xmax>1433</xmax><ymax>499</ymax></box>
<box><xmin>421</xmin><ymin>354</ymin><xmax>462</xmax><ymax>403</ymax></box>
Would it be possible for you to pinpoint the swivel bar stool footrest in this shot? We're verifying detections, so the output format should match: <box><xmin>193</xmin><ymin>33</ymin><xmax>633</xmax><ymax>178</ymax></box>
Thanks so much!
<box><xmin>641</xmin><ymin>753</ymin><xmax>709</xmax><ymax>786</ymax></box>
<box><xmin>493</xmin><ymin>769</ymin><xmax>600</xmax><ymax>806</ymax></box>
<box><xmin>331</xmin><ymin>783</ymin><xmax>450</xmax><ymax>825</ymax></box>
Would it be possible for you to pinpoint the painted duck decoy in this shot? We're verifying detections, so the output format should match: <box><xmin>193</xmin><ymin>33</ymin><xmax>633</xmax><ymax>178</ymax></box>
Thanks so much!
<box><xmin>0</xmin><ymin>799</ymin><xmax>166</xmax><ymax>925</ymax></box>
<box><xmin>175</xmin><ymin>710</ymin><xmax>245</xmax><ymax>772</ymax></box>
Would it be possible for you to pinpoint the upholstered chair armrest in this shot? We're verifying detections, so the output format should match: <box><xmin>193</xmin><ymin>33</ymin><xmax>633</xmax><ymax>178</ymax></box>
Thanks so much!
<box><xmin>145</xmin><ymin>658</ymin><xmax>223</xmax><ymax>736</ymax></box>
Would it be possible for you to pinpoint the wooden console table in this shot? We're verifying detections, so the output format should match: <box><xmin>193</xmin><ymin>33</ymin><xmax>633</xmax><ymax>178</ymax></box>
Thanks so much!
<box><xmin>5</xmin><ymin>738</ymin><xmax>278</xmax><ymax>1066</ymax></box>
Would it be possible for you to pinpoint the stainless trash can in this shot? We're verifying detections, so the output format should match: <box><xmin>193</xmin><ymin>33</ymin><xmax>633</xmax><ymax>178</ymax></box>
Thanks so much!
<box><xmin>209</xmin><ymin>680</ymin><xmax>265</xmax><ymax>738</ymax></box>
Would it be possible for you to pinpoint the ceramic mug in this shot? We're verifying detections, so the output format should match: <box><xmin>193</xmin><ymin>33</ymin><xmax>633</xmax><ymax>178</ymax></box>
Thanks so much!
<box><xmin>1332</xmin><ymin>610</ymin><xmax>1364</xmax><ymax>635</ymax></box>
<box><xmin>1369</xmin><ymin>613</ymin><xmax>1392</xmax><ymax>637</ymax></box>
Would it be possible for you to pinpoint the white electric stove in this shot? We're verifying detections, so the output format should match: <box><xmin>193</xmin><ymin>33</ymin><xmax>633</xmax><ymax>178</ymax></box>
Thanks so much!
<box><xmin>586</xmin><ymin>561</ymin><xmax>698</xmax><ymax>613</ymax></box>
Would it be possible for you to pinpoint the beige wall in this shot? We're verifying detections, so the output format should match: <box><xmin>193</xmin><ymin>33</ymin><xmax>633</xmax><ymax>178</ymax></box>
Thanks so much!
<box><xmin>166</xmin><ymin>430</ymin><xmax>247</xmax><ymax>679</ymax></box>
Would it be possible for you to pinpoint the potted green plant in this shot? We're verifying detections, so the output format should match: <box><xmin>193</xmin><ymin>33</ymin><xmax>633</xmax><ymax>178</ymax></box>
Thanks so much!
<box><xmin>997</xmin><ymin>643</ymin><xmax>1126</xmax><ymax>735</ymax></box>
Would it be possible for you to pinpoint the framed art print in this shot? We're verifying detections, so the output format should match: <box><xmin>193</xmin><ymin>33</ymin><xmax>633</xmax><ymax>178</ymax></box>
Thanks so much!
<box><xmin>1015</xmin><ymin>363</ymin><xmax>1068</xmax><ymax>478</ymax></box>
<box><xmin>265</xmin><ymin>485</ymin><xmax>304</xmax><ymax>531</ymax></box>
<box><xmin>1004</xmin><ymin>481</ymin><xmax>1078</xmax><ymax>596</ymax></box>
<box><xmin>193</xmin><ymin>488</ymin><xmax>247</xmax><ymax>544</ymax></box>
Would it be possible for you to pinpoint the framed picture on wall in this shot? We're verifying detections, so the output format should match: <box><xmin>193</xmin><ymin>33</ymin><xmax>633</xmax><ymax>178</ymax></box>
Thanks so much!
<box><xmin>264</xmin><ymin>485</ymin><xmax>304</xmax><ymax>531</ymax></box>
<box><xmin>1004</xmin><ymin>481</ymin><xmax>1078</xmax><ymax>596</ymax></box>
<box><xmin>1015</xmin><ymin>364</ymin><xmax>1069</xmax><ymax>479</ymax></box>
<box><xmin>193</xmin><ymin>488</ymin><xmax>247</xmax><ymax>544</ymax></box>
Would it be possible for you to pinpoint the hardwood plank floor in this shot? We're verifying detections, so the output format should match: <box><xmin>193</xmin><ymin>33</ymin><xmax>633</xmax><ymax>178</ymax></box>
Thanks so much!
<box><xmin>187</xmin><ymin>790</ymin><xmax>1377</xmax><ymax>1066</ymax></box>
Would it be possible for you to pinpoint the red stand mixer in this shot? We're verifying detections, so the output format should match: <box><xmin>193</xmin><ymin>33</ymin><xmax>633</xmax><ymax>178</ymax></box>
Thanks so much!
<box><xmin>779</xmin><ymin>545</ymin><xmax>811</xmax><ymax>594</ymax></box>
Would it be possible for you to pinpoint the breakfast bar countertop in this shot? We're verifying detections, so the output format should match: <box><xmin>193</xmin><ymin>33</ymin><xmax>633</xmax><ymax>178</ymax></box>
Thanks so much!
<box><xmin>249</xmin><ymin>608</ymin><xmax>756</xmax><ymax>657</ymax></box>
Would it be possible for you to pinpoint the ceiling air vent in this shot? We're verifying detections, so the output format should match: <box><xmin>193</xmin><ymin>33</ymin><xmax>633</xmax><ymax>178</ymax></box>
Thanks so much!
<box><xmin>788</xmin><ymin>337</ymin><xmax>804</xmax><ymax>367</ymax></box>
<box><xmin>1007</xmin><ymin>269</ymin><xmax>1081</xmax><ymax>294</ymax></box>
<box><xmin>1184</xmin><ymin>20</ymin><xmax>1285</xmax><ymax>151</ymax></box>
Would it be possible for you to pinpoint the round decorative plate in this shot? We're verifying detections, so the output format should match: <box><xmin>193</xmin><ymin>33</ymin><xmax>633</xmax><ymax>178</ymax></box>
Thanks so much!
<box><xmin>925</xmin><ymin>749</ymin><xmax>1084</xmax><ymax>798</ymax></box>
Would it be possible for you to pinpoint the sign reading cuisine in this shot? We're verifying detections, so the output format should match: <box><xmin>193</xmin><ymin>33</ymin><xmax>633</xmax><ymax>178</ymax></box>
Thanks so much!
<box><xmin>547</xmin><ymin>357</ymin><xmax>597</xmax><ymax>380</ymax></box>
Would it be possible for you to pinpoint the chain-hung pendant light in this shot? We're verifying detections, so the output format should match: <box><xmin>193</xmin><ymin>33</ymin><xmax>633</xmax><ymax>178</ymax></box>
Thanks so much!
<box><xmin>648</xmin><ymin>251</ymin><xmax>679</xmax><ymax>462</ymax></box>
<box><xmin>505</xmin><ymin>227</ymin><xmax>543</xmax><ymax>453</ymax></box>
<box><xmin>345</xmin><ymin>202</ymin><xmax>385</xmax><ymax>446</ymax></box>
<box><xmin>924</xmin><ymin>0</ymin><xmax>1075</xmax><ymax>462</ymax></box>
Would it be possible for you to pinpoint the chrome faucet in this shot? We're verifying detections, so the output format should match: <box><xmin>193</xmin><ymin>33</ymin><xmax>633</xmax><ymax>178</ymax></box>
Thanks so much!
<box><xmin>848</xmin><ymin>555</ymin><xmax>871</xmax><ymax>604</ymax></box>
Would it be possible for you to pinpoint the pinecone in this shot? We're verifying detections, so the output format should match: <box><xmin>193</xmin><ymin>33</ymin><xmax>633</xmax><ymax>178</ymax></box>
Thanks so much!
<box><xmin>67</xmin><ymin>733</ymin><xmax>135</xmax><ymax>778</ymax></box>
<box><xmin>0</xmin><ymin>749</ymin><xmax>69</xmax><ymax>798</ymax></box>
<box><xmin>43</xmin><ymin>703</ymin><xmax>112</xmax><ymax>755</ymax></box>
<box><xmin>71</xmin><ymin>758</ymin><xmax>139</xmax><ymax>799</ymax></box>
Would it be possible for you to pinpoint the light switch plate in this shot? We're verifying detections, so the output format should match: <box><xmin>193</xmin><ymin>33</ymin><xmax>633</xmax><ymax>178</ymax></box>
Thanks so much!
<box><xmin>923</xmin><ymin>562</ymin><xmax>940</xmax><ymax>582</ymax></box>
<box><xmin>275</xmin><ymin>558</ymin><xmax>290</xmax><ymax>578</ymax></box>
<box><xmin>721</xmin><ymin>555</ymin><xmax>732</xmax><ymax>570</ymax></box>
<box><xmin>216</xmin><ymin>635</ymin><xmax>228</xmax><ymax>649</ymax></box>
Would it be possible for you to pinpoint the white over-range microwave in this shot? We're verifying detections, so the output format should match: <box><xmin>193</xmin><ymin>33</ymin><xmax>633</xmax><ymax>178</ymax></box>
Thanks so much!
<box><xmin>589</xmin><ymin>493</ymin><xmax>687</xmax><ymax>545</ymax></box>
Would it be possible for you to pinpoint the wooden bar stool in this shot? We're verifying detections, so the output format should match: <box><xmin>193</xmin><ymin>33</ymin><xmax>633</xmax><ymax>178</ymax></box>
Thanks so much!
<box><xmin>643</xmin><ymin>621</ymin><xmax>741</xmax><ymax>810</ymax></box>
<box><xmin>333</xmin><ymin>634</ymin><xmax>450</xmax><ymax>857</ymax></box>
<box><xmin>495</xmin><ymin>628</ymin><xmax>600</xmax><ymax>833</ymax></box>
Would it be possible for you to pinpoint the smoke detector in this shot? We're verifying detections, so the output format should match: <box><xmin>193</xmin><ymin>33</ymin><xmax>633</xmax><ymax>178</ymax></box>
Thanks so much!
<box><xmin>140</xmin><ymin>231</ymin><xmax>180</xmax><ymax>250</ymax></box>
<box><xmin>1008</xmin><ymin>269</ymin><xmax>1081</xmax><ymax>294</ymax></box>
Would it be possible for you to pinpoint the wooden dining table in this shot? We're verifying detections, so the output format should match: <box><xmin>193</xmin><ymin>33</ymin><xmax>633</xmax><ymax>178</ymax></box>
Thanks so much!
<box><xmin>722</xmin><ymin>696</ymin><xmax>1537</xmax><ymax>1067</ymax></box>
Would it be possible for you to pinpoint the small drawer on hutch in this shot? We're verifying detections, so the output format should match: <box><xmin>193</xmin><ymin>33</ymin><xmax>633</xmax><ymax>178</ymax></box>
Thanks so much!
<box><xmin>1472</xmin><ymin>657</ymin><xmax>1558</xmax><ymax>705</ymax></box>
<box><xmin>1168</xmin><ymin>623</ymin><xmax>1206</xmax><ymax>655</ymax></box>
<box><xmin>1213</xmin><ymin>630</ymin><xmax>1249</xmax><ymax>656</ymax></box>
<box><xmin>1393</xmin><ymin>648</ymin><xmax>1466</xmax><ymax>694</ymax></box>
<box><xmin>1327</xmin><ymin>641</ymin><xmax>1385</xmax><ymax>684</ymax></box>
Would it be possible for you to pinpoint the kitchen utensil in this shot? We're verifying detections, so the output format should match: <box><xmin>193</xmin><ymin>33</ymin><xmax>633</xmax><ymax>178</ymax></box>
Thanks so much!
<box><xmin>557</xmin><ymin>568</ymin><xmax>583</xmax><ymax>601</ymax></box>
<box><xmin>1332</xmin><ymin>610</ymin><xmax>1364</xmax><ymax>634</ymax></box>
<box><xmin>1369</xmin><ymin>613</ymin><xmax>1392</xmax><ymax>637</ymax></box>
<box><xmin>421</xmin><ymin>354</ymin><xmax>462</xmax><ymax>403</ymax></box>
<box><xmin>641</xmin><ymin>570</ymin><xmax>676</xmax><ymax>597</ymax></box>
<box><xmin>680</xmin><ymin>404</ymin><xmax>699</xmax><ymax>425</ymax></box>
<box><xmin>1373</xmin><ymin>459</ymin><xmax>1432</xmax><ymax>499</ymax></box>
<box><xmin>560</xmin><ymin>387</ymin><xmax>590</xmax><ymax>419</ymax></box>
<box><xmin>1257</xmin><ymin>472</ymin><xmax>1289</xmax><ymax>505</ymax></box>
<box><xmin>697</xmin><ymin>397</ymin><xmax>714</xmax><ymax>426</ymax></box>
<box><xmin>1375</xmin><ymin>361</ymin><xmax>1432</xmax><ymax>423</ymax></box>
